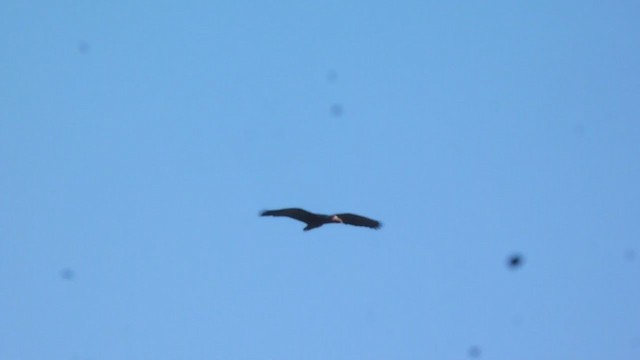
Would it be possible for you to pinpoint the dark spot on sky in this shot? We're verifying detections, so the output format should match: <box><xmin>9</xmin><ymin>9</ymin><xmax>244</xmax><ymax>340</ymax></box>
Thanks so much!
<box><xmin>573</xmin><ymin>123</ymin><xmax>585</xmax><ymax>137</ymax></box>
<box><xmin>330</xmin><ymin>103</ymin><xmax>344</xmax><ymax>117</ymax></box>
<box><xmin>61</xmin><ymin>268</ymin><xmax>75</xmax><ymax>280</ymax></box>
<box><xmin>77</xmin><ymin>41</ymin><xmax>90</xmax><ymax>54</ymax></box>
<box><xmin>624</xmin><ymin>249</ymin><xmax>636</xmax><ymax>262</ymax></box>
<box><xmin>511</xmin><ymin>314</ymin><xmax>524</xmax><ymax>327</ymax></box>
<box><xmin>507</xmin><ymin>253</ymin><xmax>524</xmax><ymax>270</ymax></box>
<box><xmin>326</xmin><ymin>70</ymin><xmax>338</xmax><ymax>82</ymax></box>
<box><xmin>468</xmin><ymin>345</ymin><xmax>481</xmax><ymax>358</ymax></box>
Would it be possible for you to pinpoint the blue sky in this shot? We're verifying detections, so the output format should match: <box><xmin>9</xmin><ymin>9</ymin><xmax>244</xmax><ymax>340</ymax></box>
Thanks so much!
<box><xmin>1</xmin><ymin>1</ymin><xmax>639</xmax><ymax>359</ymax></box>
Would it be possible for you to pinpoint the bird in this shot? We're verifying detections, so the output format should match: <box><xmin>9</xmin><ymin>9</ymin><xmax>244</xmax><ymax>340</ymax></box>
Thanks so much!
<box><xmin>260</xmin><ymin>208</ymin><xmax>382</xmax><ymax>231</ymax></box>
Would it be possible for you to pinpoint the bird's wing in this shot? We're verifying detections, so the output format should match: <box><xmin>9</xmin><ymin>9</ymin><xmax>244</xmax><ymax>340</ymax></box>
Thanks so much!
<box><xmin>335</xmin><ymin>213</ymin><xmax>382</xmax><ymax>229</ymax></box>
<box><xmin>260</xmin><ymin>208</ymin><xmax>319</xmax><ymax>224</ymax></box>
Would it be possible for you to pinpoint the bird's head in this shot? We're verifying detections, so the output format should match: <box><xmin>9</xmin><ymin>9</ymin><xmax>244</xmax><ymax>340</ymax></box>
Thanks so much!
<box><xmin>331</xmin><ymin>215</ymin><xmax>343</xmax><ymax>223</ymax></box>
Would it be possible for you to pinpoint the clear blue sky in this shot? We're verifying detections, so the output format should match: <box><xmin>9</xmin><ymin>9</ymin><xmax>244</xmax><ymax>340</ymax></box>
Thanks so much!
<box><xmin>2</xmin><ymin>1</ymin><xmax>639</xmax><ymax>359</ymax></box>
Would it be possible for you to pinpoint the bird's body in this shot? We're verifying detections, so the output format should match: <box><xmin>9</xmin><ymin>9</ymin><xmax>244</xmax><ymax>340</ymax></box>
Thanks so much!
<box><xmin>260</xmin><ymin>208</ymin><xmax>381</xmax><ymax>231</ymax></box>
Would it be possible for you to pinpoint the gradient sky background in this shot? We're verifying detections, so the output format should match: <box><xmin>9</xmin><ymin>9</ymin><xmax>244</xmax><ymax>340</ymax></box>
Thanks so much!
<box><xmin>2</xmin><ymin>1</ymin><xmax>639</xmax><ymax>359</ymax></box>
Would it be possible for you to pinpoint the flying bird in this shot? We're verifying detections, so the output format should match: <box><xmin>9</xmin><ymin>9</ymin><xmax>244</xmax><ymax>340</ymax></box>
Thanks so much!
<box><xmin>260</xmin><ymin>208</ymin><xmax>382</xmax><ymax>231</ymax></box>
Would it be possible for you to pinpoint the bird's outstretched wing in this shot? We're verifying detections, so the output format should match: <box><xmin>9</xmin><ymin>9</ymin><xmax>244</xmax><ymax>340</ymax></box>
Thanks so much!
<box><xmin>260</xmin><ymin>208</ymin><xmax>319</xmax><ymax>224</ymax></box>
<box><xmin>335</xmin><ymin>213</ymin><xmax>382</xmax><ymax>229</ymax></box>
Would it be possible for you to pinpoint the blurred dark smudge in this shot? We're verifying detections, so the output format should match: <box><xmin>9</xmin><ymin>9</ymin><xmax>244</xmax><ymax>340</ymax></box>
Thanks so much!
<box><xmin>507</xmin><ymin>253</ymin><xmax>524</xmax><ymax>270</ymax></box>
<box><xmin>77</xmin><ymin>41</ymin><xmax>90</xmax><ymax>54</ymax></box>
<box><xmin>61</xmin><ymin>268</ymin><xmax>75</xmax><ymax>280</ymax></box>
<box><xmin>468</xmin><ymin>345</ymin><xmax>481</xmax><ymax>358</ymax></box>
<box><xmin>326</xmin><ymin>70</ymin><xmax>338</xmax><ymax>82</ymax></box>
<box><xmin>624</xmin><ymin>248</ymin><xmax>636</xmax><ymax>262</ymax></box>
<box><xmin>330</xmin><ymin>103</ymin><xmax>344</xmax><ymax>117</ymax></box>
